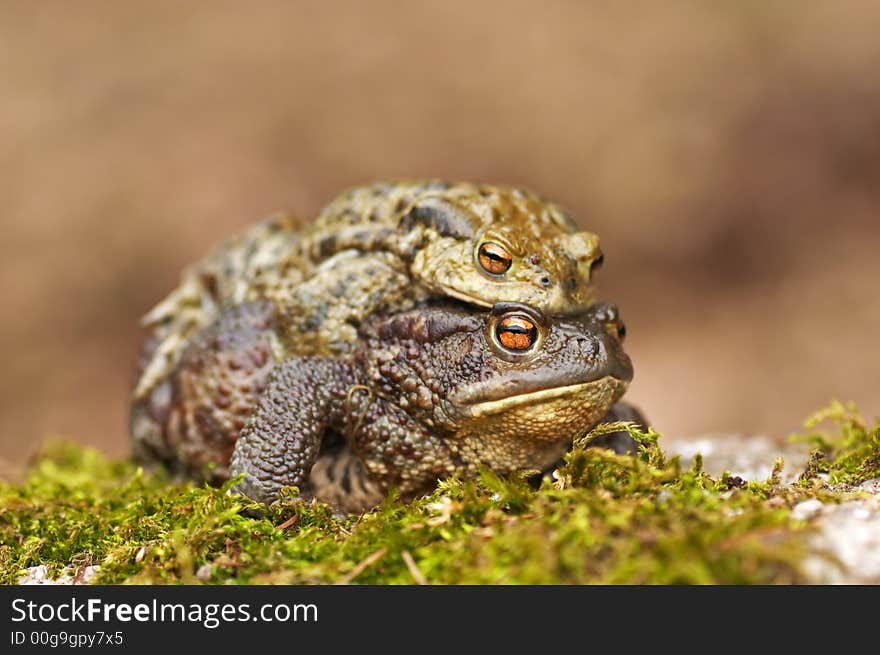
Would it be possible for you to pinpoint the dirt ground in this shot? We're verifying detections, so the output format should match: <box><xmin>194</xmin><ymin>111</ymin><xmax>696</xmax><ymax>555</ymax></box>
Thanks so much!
<box><xmin>1</xmin><ymin>1</ymin><xmax>879</xmax><ymax>470</ymax></box>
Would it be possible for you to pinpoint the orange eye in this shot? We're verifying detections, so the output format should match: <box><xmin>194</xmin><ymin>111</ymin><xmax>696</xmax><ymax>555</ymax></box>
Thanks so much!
<box><xmin>496</xmin><ymin>315</ymin><xmax>537</xmax><ymax>351</ymax></box>
<box><xmin>478</xmin><ymin>242</ymin><xmax>512</xmax><ymax>275</ymax></box>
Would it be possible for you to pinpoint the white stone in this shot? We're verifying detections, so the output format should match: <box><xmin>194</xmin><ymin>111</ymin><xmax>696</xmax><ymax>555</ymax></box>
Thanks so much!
<box><xmin>858</xmin><ymin>478</ymin><xmax>880</xmax><ymax>494</ymax></box>
<box><xmin>665</xmin><ymin>433</ymin><xmax>809</xmax><ymax>483</ymax></box>
<box><xmin>18</xmin><ymin>564</ymin><xmax>100</xmax><ymax>585</ymax></box>
<box><xmin>791</xmin><ymin>499</ymin><xmax>825</xmax><ymax>520</ymax></box>
<box><xmin>196</xmin><ymin>563</ymin><xmax>214</xmax><ymax>581</ymax></box>
<box><xmin>802</xmin><ymin>500</ymin><xmax>880</xmax><ymax>584</ymax></box>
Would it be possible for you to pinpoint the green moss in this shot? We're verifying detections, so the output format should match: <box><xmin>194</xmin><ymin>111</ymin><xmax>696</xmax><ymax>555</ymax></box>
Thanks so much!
<box><xmin>792</xmin><ymin>400</ymin><xmax>880</xmax><ymax>487</ymax></box>
<box><xmin>1</xmin><ymin>404</ymin><xmax>878</xmax><ymax>585</ymax></box>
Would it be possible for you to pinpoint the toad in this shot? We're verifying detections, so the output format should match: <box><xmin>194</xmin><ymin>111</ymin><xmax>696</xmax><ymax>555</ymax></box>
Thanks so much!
<box><xmin>132</xmin><ymin>181</ymin><xmax>604</xmax><ymax>404</ymax></box>
<box><xmin>217</xmin><ymin>300</ymin><xmax>637</xmax><ymax>511</ymax></box>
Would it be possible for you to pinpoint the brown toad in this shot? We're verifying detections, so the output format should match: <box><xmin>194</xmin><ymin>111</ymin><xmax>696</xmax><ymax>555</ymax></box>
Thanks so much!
<box><xmin>132</xmin><ymin>181</ymin><xmax>604</xmax><ymax>405</ymax></box>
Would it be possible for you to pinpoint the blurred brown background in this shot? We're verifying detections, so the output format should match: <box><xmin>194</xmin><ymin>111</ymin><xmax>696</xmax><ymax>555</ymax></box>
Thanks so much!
<box><xmin>2</xmin><ymin>1</ymin><xmax>879</xmax><ymax>471</ymax></box>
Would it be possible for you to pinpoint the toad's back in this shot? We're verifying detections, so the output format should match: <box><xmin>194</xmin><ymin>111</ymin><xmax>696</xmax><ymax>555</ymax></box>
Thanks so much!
<box><xmin>132</xmin><ymin>180</ymin><xmax>604</xmax><ymax>401</ymax></box>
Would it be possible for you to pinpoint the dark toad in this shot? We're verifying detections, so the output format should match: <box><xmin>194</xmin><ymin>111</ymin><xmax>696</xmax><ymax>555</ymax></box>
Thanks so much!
<box><xmin>168</xmin><ymin>300</ymin><xmax>636</xmax><ymax>511</ymax></box>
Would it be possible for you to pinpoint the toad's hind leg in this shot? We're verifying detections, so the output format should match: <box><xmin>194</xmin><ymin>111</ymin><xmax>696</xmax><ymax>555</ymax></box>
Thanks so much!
<box><xmin>130</xmin><ymin>301</ymin><xmax>282</xmax><ymax>483</ymax></box>
<box><xmin>229</xmin><ymin>357</ymin><xmax>360</xmax><ymax>505</ymax></box>
<box><xmin>274</xmin><ymin>250</ymin><xmax>418</xmax><ymax>357</ymax></box>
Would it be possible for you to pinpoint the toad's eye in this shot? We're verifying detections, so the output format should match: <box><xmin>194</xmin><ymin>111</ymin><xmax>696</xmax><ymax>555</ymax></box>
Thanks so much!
<box><xmin>496</xmin><ymin>315</ymin><xmax>537</xmax><ymax>351</ymax></box>
<box><xmin>478</xmin><ymin>242</ymin><xmax>512</xmax><ymax>275</ymax></box>
<box><xmin>590</xmin><ymin>252</ymin><xmax>605</xmax><ymax>275</ymax></box>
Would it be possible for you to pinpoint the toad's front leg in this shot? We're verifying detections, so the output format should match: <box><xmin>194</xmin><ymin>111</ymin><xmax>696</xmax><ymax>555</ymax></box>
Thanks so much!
<box><xmin>229</xmin><ymin>357</ymin><xmax>360</xmax><ymax>504</ymax></box>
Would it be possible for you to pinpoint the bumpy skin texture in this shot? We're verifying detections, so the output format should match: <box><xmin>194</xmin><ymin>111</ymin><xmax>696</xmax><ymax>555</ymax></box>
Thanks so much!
<box><xmin>132</xmin><ymin>181</ymin><xmax>604</xmax><ymax>402</ymax></box>
<box><xmin>131</xmin><ymin>301</ymin><xmax>282</xmax><ymax>483</ymax></box>
<box><xmin>229</xmin><ymin>301</ymin><xmax>634</xmax><ymax>511</ymax></box>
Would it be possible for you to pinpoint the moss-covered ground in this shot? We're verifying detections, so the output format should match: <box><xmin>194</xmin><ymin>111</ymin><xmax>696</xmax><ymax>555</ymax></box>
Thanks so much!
<box><xmin>1</xmin><ymin>402</ymin><xmax>877</xmax><ymax>585</ymax></box>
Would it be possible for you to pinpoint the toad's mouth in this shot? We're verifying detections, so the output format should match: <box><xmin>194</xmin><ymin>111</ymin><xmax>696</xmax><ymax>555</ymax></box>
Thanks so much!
<box><xmin>433</xmin><ymin>284</ymin><xmax>493</xmax><ymax>308</ymax></box>
<box><xmin>454</xmin><ymin>376</ymin><xmax>626</xmax><ymax>418</ymax></box>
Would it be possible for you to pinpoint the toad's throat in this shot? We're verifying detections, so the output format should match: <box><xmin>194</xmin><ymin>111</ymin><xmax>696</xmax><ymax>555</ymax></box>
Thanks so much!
<box><xmin>460</xmin><ymin>376</ymin><xmax>625</xmax><ymax>418</ymax></box>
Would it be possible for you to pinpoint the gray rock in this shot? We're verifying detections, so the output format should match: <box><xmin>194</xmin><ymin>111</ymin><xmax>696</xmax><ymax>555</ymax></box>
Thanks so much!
<box><xmin>665</xmin><ymin>433</ymin><xmax>809</xmax><ymax>482</ymax></box>
<box><xmin>801</xmin><ymin>497</ymin><xmax>880</xmax><ymax>584</ymax></box>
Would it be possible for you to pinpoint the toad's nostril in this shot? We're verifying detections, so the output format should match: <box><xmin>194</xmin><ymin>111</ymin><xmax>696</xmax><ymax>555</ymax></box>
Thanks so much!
<box><xmin>539</xmin><ymin>276</ymin><xmax>552</xmax><ymax>287</ymax></box>
<box><xmin>575</xmin><ymin>337</ymin><xmax>598</xmax><ymax>357</ymax></box>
